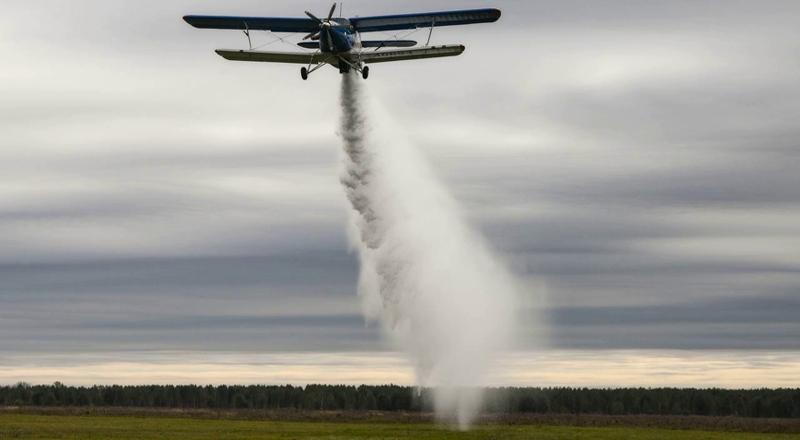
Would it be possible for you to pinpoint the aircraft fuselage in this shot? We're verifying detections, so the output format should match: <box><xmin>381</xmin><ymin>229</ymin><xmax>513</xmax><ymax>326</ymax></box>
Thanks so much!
<box><xmin>318</xmin><ymin>19</ymin><xmax>356</xmax><ymax>54</ymax></box>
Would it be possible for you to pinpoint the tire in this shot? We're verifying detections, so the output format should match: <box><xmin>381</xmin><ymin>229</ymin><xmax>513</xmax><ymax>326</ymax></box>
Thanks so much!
<box><xmin>301</xmin><ymin>67</ymin><xmax>308</xmax><ymax>80</ymax></box>
<box><xmin>362</xmin><ymin>66</ymin><xmax>370</xmax><ymax>80</ymax></box>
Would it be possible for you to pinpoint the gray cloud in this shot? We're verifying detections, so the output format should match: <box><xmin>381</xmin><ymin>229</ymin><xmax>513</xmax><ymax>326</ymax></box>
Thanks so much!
<box><xmin>1</xmin><ymin>0</ymin><xmax>799</xmax><ymax>361</ymax></box>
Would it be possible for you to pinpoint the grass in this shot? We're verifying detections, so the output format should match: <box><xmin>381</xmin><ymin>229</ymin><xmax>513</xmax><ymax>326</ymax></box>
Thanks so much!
<box><xmin>1</xmin><ymin>413</ymin><xmax>799</xmax><ymax>440</ymax></box>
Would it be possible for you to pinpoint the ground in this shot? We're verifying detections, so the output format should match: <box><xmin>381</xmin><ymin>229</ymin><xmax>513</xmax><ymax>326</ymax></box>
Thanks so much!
<box><xmin>1</xmin><ymin>410</ymin><xmax>799</xmax><ymax>440</ymax></box>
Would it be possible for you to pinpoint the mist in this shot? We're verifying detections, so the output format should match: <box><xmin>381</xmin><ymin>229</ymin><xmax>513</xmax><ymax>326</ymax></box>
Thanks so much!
<box><xmin>338</xmin><ymin>72</ymin><xmax>518</xmax><ymax>428</ymax></box>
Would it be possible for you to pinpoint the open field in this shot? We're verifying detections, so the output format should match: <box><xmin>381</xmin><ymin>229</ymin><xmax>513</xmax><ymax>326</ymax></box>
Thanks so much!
<box><xmin>1</xmin><ymin>409</ymin><xmax>798</xmax><ymax>439</ymax></box>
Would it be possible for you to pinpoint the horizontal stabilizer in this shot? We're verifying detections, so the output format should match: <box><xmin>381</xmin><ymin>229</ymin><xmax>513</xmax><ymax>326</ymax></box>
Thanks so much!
<box><xmin>360</xmin><ymin>40</ymin><xmax>417</xmax><ymax>48</ymax></box>
<box><xmin>297</xmin><ymin>40</ymin><xmax>417</xmax><ymax>50</ymax></box>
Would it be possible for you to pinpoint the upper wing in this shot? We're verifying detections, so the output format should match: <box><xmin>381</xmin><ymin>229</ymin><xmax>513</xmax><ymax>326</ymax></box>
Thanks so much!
<box><xmin>215</xmin><ymin>50</ymin><xmax>332</xmax><ymax>64</ymax></box>
<box><xmin>350</xmin><ymin>8</ymin><xmax>500</xmax><ymax>33</ymax></box>
<box><xmin>183</xmin><ymin>16</ymin><xmax>318</xmax><ymax>33</ymax></box>
<box><xmin>357</xmin><ymin>45</ymin><xmax>465</xmax><ymax>64</ymax></box>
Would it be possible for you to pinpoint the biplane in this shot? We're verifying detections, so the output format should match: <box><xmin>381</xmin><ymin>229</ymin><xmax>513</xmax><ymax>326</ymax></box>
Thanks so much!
<box><xmin>183</xmin><ymin>4</ymin><xmax>501</xmax><ymax>80</ymax></box>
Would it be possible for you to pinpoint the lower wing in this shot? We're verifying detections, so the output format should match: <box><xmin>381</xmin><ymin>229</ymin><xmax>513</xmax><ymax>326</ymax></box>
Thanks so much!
<box><xmin>214</xmin><ymin>45</ymin><xmax>464</xmax><ymax>65</ymax></box>
<box><xmin>357</xmin><ymin>45</ymin><xmax>465</xmax><ymax>64</ymax></box>
<box><xmin>215</xmin><ymin>50</ymin><xmax>331</xmax><ymax>64</ymax></box>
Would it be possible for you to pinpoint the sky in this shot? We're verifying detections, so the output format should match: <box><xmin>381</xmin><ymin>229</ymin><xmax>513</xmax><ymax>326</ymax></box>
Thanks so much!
<box><xmin>1</xmin><ymin>0</ymin><xmax>799</xmax><ymax>387</ymax></box>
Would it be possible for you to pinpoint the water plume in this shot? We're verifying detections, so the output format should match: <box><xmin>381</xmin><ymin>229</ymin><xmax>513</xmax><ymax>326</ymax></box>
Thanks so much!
<box><xmin>338</xmin><ymin>72</ymin><xmax>517</xmax><ymax>429</ymax></box>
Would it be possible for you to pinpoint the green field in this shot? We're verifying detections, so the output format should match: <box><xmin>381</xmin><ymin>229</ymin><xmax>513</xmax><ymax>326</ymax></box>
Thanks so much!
<box><xmin>1</xmin><ymin>413</ymin><xmax>798</xmax><ymax>440</ymax></box>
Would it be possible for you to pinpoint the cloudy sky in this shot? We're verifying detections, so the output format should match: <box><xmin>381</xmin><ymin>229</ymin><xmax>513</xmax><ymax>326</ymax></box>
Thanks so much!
<box><xmin>1</xmin><ymin>0</ymin><xmax>798</xmax><ymax>387</ymax></box>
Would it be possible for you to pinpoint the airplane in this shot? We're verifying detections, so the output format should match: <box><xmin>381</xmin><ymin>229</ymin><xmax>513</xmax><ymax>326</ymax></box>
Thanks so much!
<box><xmin>183</xmin><ymin>4</ymin><xmax>501</xmax><ymax>80</ymax></box>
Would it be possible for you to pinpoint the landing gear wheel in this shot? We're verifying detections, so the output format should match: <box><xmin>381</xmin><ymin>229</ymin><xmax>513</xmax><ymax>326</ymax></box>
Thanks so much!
<box><xmin>362</xmin><ymin>66</ymin><xmax>370</xmax><ymax>80</ymax></box>
<box><xmin>301</xmin><ymin>67</ymin><xmax>308</xmax><ymax>81</ymax></box>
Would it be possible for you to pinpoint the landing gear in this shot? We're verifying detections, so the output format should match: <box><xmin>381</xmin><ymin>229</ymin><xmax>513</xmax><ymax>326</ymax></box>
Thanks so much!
<box><xmin>335</xmin><ymin>56</ymin><xmax>368</xmax><ymax>79</ymax></box>
<box><xmin>300</xmin><ymin>55</ymin><xmax>332</xmax><ymax>81</ymax></box>
<box><xmin>302</xmin><ymin>55</ymin><xmax>366</xmax><ymax>80</ymax></box>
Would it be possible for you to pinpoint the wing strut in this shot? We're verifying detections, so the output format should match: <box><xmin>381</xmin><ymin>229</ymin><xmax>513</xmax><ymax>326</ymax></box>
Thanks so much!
<box><xmin>425</xmin><ymin>18</ymin><xmax>436</xmax><ymax>46</ymax></box>
<box><xmin>243</xmin><ymin>21</ymin><xmax>252</xmax><ymax>49</ymax></box>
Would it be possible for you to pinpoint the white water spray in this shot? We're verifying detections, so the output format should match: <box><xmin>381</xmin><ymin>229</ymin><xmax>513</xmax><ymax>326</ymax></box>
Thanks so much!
<box><xmin>338</xmin><ymin>73</ymin><xmax>517</xmax><ymax>428</ymax></box>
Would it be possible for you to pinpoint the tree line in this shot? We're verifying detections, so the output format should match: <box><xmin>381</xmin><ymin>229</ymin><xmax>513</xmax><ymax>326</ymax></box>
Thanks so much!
<box><xmin>1</xmin><ymin>383</ymin><xmax>798</xmax><ymax>418</ymax></box>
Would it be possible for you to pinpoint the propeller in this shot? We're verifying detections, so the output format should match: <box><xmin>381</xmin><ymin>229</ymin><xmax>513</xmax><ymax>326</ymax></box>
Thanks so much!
<box><xmin>303</xmin><ymin>3</ymin><xmax>337</xmax><ymax>41</ymax></box>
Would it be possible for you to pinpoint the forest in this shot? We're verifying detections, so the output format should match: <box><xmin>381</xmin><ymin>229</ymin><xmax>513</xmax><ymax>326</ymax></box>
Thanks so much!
<box><xmin>1</xmin><ymin>383</ymin><xmax>798</xmax><ymax>418</ymax></box>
